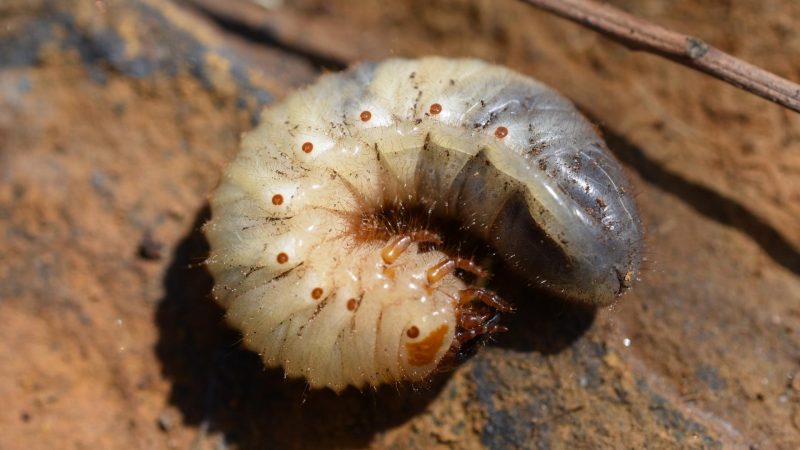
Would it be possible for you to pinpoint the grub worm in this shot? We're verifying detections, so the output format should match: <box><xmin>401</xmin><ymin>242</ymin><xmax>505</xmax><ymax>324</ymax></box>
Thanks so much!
<box><xmin>204</xmin><ymin>57</ymin><xmax>643</xmax><ymax>391</ymax></box>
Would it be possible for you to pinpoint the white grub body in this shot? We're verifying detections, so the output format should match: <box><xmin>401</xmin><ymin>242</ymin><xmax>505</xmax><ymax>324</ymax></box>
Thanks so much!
<box><xmin>205</xmin><ymin>57</ymin><xmax>643</xmax><ymax>391</ymax></box>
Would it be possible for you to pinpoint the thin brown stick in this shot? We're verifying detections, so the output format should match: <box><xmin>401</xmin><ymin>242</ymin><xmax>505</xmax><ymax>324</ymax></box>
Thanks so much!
<box><xmin>521</xmin><ymin>0</ymin><xmax>800</xmax><ymax>113</ymax></box>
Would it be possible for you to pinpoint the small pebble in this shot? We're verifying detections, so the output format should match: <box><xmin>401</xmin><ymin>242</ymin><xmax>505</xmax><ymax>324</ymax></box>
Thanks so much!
<box><xmin>138</xmin><ymin>233</ymin><xmax>164</xmax><ymax>260</ymax></box>
<box><xmin>157</xmin><ymin>409</ymin><xmax>177</xmax><ymax>431</ymax></box>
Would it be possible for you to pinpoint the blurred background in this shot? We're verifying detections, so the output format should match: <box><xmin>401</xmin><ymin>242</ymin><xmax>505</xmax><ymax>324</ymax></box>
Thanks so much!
<box><xmin>1</xmin><ymin>0</ymin><xmax>799</xmax><ymax>448</ymax></box>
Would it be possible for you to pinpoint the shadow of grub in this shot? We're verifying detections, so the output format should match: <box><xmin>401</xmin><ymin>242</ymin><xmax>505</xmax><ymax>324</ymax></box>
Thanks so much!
<box><xmin>156</xmin><ymin>206</ymin><xmax>449</xmax><ymax>449</ymax></box>
<box><xmin>156</xmin><ymin>205</ymin><xmax>594</xmax><ymax>449</ymax></box>
<box><xmin>481</xmin><ymin>265</ymin><xmax>596</xmax><ymax>356</ymax></box>
<box><xmin>601</xmin><ymin>126</ymin><xmax>800</xmax><ymax>276</ymax></box>
<box><xmin>184</xmin><ymin>0</ymin><xmax>348</xmax><ymax>71</ymax></box>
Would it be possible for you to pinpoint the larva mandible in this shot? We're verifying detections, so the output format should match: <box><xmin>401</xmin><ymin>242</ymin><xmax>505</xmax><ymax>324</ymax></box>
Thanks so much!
<box><xmin>204</xmin><ymin>57</ymin><xmax>643</xmax><ymax>392</ymax></box>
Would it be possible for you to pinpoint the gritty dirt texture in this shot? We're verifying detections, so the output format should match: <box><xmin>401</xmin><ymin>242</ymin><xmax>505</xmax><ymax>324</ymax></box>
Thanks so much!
<box><xmin>0</xmin><ymin>0</ymin><xmax>799</xmax><ymax>449</ymax></box>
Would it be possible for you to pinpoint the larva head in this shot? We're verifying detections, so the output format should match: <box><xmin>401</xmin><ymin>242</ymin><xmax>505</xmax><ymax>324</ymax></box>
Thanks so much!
<box><xmin>378</xmin><ymin>301</ymin><xmax>455</xmax><ymax>382</ymax></box>
<box><xmin>368</xmin><ymin>246</ymin><xmax>459</xmax><ymax>383</ymax></box>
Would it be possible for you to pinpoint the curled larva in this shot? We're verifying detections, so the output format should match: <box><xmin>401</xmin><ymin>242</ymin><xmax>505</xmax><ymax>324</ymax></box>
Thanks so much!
<box><xmin>204</xmin><ymin>57</ymin><xmax>643</xmax><ymax>392</ymax></box>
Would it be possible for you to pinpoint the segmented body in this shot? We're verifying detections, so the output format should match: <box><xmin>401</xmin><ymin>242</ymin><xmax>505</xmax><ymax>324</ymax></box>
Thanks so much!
<box><xmin>205</xmin><ymin>57</ymin><xmax>643</xmax><ymax>391</ymax></box>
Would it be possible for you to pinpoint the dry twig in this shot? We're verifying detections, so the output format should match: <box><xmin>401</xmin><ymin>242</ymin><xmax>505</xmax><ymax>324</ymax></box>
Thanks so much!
<box><xmin>521</xmin><ymin>0</ymin><xmax>800</xmax><ymax>113</ymax></box>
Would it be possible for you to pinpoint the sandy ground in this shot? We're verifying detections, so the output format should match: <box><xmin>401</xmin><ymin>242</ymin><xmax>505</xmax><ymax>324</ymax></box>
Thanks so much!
<box><xmin>1</xmin><ymin>0</ymin><xmax>799</xmax><ymax>448</ymax></box>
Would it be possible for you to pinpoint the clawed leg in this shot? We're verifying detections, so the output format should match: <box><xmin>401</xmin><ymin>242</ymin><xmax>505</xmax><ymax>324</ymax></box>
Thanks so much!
<box><xmin>381</xmin><ymin>230</ymin><xmax>443</xmax><ymax>264</ymax></box>
<box><xmin>442</xmin><ymin>286</ymin><xmax>515</xmax><ymax>366</ymax></box>
<box><xmin>459</xmin><ymin>310</ymin><xmax>508</xmax><ymax>334</ymax></box>
<box><xmin>453</xmin><ymin>310</ymin><xmax>509</xmax><ymax>347</ymax></box>
<box><xmin>453</xmin><ymin>257</ymin><xmax>489</xmax><ymax>279</ymax></box>
<box><xmin>426</xmin><ymin>258</ymin><xmax>456</xmax><ymax>284</ymax></box>
<box><xmin>426</xmin><ymin>256</ymin><xmax>489</xmax><ymax>285</ymax></box>
<box><xmin>458</xmin><ymin>287</ymin><xmax>515</xmax><ymax>313</ymax></box>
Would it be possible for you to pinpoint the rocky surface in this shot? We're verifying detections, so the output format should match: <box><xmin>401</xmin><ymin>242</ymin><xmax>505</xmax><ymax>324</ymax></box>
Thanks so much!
<box><xmin>1</xmin><ymin>0</ymin><xmax>798</xmax><ymax>448</ymax></box>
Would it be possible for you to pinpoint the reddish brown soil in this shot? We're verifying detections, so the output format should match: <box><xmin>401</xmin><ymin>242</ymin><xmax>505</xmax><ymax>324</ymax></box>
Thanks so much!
<box><xmin>1</xmin><ymin>0</ymin><xmax>798</xmax><ymax>448</ymax></box>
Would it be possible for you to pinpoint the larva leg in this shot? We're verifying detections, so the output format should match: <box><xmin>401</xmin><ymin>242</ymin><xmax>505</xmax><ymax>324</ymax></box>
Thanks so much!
<box><xmin>458</xmin><ymin>310</ymin><xmax>502</xmax><ymax>332</ymax></box>
<box><xmin>440</xmin><ymin>311</ymin><xmax>506</xmax><ymax>363</ymax></box>
<box><xmin>453</xmin><ymin>258</ymin><xmax>489</xmax><ymax>279</ymax></box>
<box><xmin>381</xmin><ymin>230</ymin><xmax>443</xmax><ymax>264</ymax></box>
<box><xmin>426</xmin><ymin>258</ymin><xmax>456</xmax><ymax>284</ymax></box>
<box><xmin>452</xmin><ymin>311</ymin><xmax>508</xmax><ymax>349</ymax></box>
<box><xmin>426</xmin><ymin>257</ymin><xmax>489</xmax><ymax>285</ymax></box>
<box><xmin>458</xmin><ymin>287</ymin><xmax>515</xmax><ymax>313</ymax></box>
<box><xmin>443</xmin><ymin>291</ymin><xmax>512</xmax><ymax>362</ymax></box>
